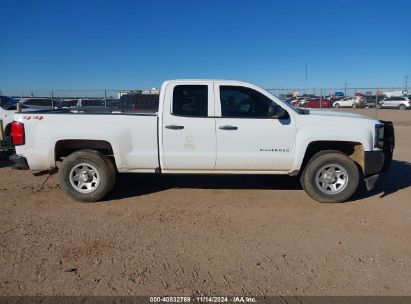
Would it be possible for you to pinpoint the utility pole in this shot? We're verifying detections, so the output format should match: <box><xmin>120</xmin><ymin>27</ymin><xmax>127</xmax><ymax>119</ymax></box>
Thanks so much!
<box><xmin>320</xmin><ymin>88</ymin><xmax>323</xmax><ymax>109</ymax></box>
<box><xmin>104</xmin><ymin>90</ymin><xmax>107</xmax><ymax>108</ymax></box>
<box><xmin>305</xmin><ymin>61</ymin><xmax>308</xmax><ymax>94</ymax></box>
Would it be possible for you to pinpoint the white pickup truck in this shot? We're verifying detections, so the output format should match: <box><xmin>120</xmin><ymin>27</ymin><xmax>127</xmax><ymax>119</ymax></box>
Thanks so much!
<box><xmin>10</xmin><ymin>80</ymin><xmax>395</xmax><ymax>203</ymax></box>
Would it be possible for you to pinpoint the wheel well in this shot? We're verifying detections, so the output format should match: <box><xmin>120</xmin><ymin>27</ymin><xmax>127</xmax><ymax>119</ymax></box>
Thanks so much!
<box><xmin>55</xmin><ymin>140</ymin><xmax>114</xmax><ymax>161</ymax></box>
<box><xmin>301</xmin><ymin>141</ymin><xmax>364</xmax><ymax>173</ymax></box>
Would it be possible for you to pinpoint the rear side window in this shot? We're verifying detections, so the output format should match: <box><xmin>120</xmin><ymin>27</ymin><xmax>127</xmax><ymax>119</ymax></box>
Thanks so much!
<box><xmin>63</xmin><ymin>99</ymin><xmax>79</xmax><ymax>107</ymax></box>
<box><xmin>81</xmin><ymin>99</ymin><xmax>105</xmax><ymax>107</ymax></box>
<box><xmin>172</xmin><ymin>85</ymin><xmax>208</xmax><ymax>117</ymax></box>
<box><xmin>25</xmin><ymin>99</ymin><xmax>52</xmax><ymax>106</ymax></box>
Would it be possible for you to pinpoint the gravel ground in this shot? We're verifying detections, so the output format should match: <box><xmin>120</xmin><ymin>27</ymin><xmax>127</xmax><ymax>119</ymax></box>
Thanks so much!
<box><xmin>0</xmin><ymin>109</ymin><xmax>410</xmax><ymax>296</ymax></box>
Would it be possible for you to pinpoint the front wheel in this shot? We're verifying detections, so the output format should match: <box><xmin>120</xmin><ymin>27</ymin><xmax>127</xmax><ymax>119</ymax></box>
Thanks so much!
<box><xmin>334</xmin><ymin>103</ymin><xmax>340</xmax><ymax>108</ymax></box>
<box><xmin>59</xmin><ymin>149</ymin><xmax>116</xmax><ymax>202</ymax></box>
<box><xmin>300</xmin><ymin>151</ymin><xmax>359</xmax><ymax>203</ymax></box>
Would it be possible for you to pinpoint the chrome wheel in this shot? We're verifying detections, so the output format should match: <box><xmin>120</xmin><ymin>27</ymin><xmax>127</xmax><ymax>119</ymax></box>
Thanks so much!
<box><xmin>69</xmin><ymin>163</ymin><xmax>100</xmax><ymax>193</ymax></box>
<box><xmin>315</xmin><ymin>164</ymin><xmax>348</xmax><ymax>194</ymax></box>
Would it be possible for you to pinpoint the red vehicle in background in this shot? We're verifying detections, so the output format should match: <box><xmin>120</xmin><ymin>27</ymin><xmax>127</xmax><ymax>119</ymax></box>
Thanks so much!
<box><xmin>299</xmin><ymin>98</ymin><xmax>331</xmax><ymax>108</ymax></box>
<box><xmin>291</xmin><ymin>98</ymin><xmax>304</xmax><ymax>107</ymax></box>
<box><xmin>292</xmin><ymin>96</ymin><xmax>311</xmax><ymax>107</ymax></box>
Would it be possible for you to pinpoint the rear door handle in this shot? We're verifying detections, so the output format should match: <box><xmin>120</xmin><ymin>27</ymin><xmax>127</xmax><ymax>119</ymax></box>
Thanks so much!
<box><xmin>165</xmin><ymin>125</ymin><xmax>184</xmax><ymax>130</ymax></box>
<box><xmin>219</xmin><ymin>125</ymin><xmax>238</xmax><ymax>130</ymax></box>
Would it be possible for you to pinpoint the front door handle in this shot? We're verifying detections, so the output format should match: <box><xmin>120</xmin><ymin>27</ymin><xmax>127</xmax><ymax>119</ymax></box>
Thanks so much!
<box><xmin>219</xmin><ymin>125</ymin><xmax>238</xmax><ymax>130</ymax></box>
<box><xmin>165</xmin><ymin>125</ymin><xmax>184</xmax><ymax>130</ymax></box>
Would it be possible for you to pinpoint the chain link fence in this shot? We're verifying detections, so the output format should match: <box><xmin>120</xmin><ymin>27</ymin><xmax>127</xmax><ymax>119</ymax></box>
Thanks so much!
<box><xmin>1</xmin><ymin>86</ymin><xmax>408</xmax><ymax>99</ymax></box>
<box><xmin>265</xmin><ymin>87</ymin><xmax>408</xmax><ymax>99</ymax></box>
<box><xmin>0</xmin><ymin>86</ymin><xmax>409</xmax><ymax>113</ymax></box>
<box><xmin>0</xmin><ymin>88</ymin><xmax>148</xmax><ymax>99</ymax></box>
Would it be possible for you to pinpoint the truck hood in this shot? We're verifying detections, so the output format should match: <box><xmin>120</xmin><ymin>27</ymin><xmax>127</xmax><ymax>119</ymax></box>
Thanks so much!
<box><xmin>307</xmin><ymin>109</ymin><xmax>375</xmax><ymax>120</ymax></box>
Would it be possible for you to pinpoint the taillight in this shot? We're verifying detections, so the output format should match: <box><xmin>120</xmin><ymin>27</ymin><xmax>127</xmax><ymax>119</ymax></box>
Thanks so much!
<box><xmin>11</xmin><ymin>121</ymin><xmax>25</xmax><ymax>146</ymax></box>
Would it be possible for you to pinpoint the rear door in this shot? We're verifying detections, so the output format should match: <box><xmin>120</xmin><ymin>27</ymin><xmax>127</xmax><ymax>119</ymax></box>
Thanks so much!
<box><xmin>383</xmin><ymin>97</ymin><xmax>395</xmax><ymax>108</ymax></box>
<box><xmin>161</xmin><ymin>82</ymin><xmax>216</xmax><ymax>170</ymax></box>
<box><xmin>214</xmin><ymin>84</ymin><xmax>296</xmax><ymax>171</ymax></box>
<box><xmin>395</xmin><ymin>97</ymin><xmax>405</xmax><ymax>107</ymax></box>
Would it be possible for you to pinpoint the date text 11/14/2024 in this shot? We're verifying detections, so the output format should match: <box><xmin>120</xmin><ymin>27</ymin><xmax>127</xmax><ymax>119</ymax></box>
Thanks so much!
<box><xmin>150</xmin><ymin>296</ymin><xmax>257</xmax><ymax>303</ymax></box>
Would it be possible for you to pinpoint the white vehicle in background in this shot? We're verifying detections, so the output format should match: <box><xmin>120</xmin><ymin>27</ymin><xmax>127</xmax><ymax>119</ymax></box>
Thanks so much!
<box><xmin>11</xmin><ymin>80</ymin><xmax>394</xmax><ymax>204</ymax></box>
<box><xmin>378</xmin><ymin>96</ymin><xmax>411</xmax><ymax>110</ymax></box>
<box><xmin>1</xmin><ymin>96</ymin><xmax>19</xmax><ymax>132</ymax></box>
<box><xmin>1</xmin><ymin>96</ymin><xmax>37</xmax><ymax>157</ymax></box>
<box><xmin>383</xmin><ymin>90</ymin><xmax>408</xmax><ymax>97</ymax></box>
<box><xmin>0</xmin><ymin>96</ymin><xmax>38</xmax><ymax>133</ymax></box>
<box><xmin>333</xmin><ymin>96</ymin><xmax>365</xmax><ymax>108</ymax></box>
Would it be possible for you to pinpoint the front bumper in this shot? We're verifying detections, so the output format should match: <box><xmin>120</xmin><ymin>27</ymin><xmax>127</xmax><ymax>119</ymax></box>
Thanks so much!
<box><xmin>10</xmin><ymin>154</ymin><xmax>30</xmax><ymax>170</ymax></box>
<box><xmin>363</xmin><ymin>151</ymin><xmax>391</xmax><ymax>191</ymax></box>
<box><xmin>363</xmin><ymin>121</ymin><xmax>395</xmax><ymax>190</ymax></box>
<box><xmin>364</xmin><ymin>151</ymin><xmax>385</xmax><ymax>175</ymax></box>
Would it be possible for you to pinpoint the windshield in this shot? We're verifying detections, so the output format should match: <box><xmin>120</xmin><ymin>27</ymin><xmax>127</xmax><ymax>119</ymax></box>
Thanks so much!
<box><xmin>266</xmin><ymin>92</ymin><xmax>308</xmax><ymax>114</ymax></box>
<box><xmin>0</xmin><ymin>96</ymin><xmax>18</xmax><ymax>110</ymax></box>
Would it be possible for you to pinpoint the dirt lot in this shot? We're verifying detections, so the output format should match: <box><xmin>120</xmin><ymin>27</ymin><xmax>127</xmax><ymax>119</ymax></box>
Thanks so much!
<box><xmin>0</xmin><ymin>109</ymin><xmax>410</xmax><ymax>296</ymax></box>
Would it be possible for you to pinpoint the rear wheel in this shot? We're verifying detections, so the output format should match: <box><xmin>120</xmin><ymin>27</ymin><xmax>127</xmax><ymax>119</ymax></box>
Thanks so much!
<box><xmin>59</xmin><ymin>149</ymin><xmax>116</xmax><ymax>202</ymax></box>
<box><xmin>352</xmin><ymin>103</ymin><xmax>357</xmax><ymax>108</ymax></box>
<box><xmin>300</xmin><ymin>151</ymin><xmax>359</xmax><ymax>203</ymax></box>
<box><xmin>399</xmin><ymin>104</ymin><xmax>406</xmax><ymax>110</ymax></box>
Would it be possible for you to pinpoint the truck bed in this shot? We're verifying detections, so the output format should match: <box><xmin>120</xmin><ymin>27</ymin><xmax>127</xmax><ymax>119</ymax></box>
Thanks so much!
<box><xmin>13</xmin><ymin>111</ymin><xmax>159</xmax><ymax>171</ymax></box>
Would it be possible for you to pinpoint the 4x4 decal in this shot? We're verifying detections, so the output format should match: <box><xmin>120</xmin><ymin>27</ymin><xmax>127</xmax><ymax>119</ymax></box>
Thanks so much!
<box><xmin>23</xmin><ymin>116</ymin><xmax>44</xmax><ymax>121</ymax></box>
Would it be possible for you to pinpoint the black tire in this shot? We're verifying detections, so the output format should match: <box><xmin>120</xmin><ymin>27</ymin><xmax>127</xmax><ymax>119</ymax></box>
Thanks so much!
<box><xmin>300</xmin><ymin>151</ymin><xmax>359</xmax><ymax>203</ymax></box>
<box><xmin>59</xmin><ymin>149</ymin><xmax>116</xmax><ymax>202</ymax></box>
<box><xmin>398</xmin><ymin>104</ymin><xmax>406</xmax><ymax>110</ymax></box>
<box><xmin>352</xmin><ymin>103</ymin><xmax>357</xmax><ymax>108</ymax></box>
<box><xmin>334</xmin><ymin>103</ymin><xmax>340</xmax><ymax>108</ymax></box>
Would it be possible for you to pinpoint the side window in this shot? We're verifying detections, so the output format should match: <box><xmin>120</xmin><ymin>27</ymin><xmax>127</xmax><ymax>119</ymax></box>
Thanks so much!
<box><xmin>24</xmin><ymin>99</ymin><xmax>36</xmax><ymax>106</ymax></box>
<box><xmin>172</xmin><ymin>85</ymin><xmax>208</xmax><ymax>117</ymax></box>
<box><xmin>26</xmin><ymin>99</ymin><xmax>40</xmax><ymax>106</ymax></box>
<box><xmin>40</xmin><ymin>99</ymin><xmax>51</xmax><ymax>106</ymax></box>
<box><xmin>220</xmin><ymin>86</ymin><xmax>274</xmax><ymax>118</ymax></box>
<box><xmin>82</xmin><ymin>99</ymin><xmax>105</xmax><ymax>107</ymax></box>
<box><xmin>26</xmin><ymin>99</ymin><xmax>51</xmax><ymax>106</ymax></box>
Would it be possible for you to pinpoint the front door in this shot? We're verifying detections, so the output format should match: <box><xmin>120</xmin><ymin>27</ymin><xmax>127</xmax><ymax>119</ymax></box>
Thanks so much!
<box><xmin>161</xmin><ymin>82</ymin><xmax>216</xmax><ymax>170</ymax></box>
<box><xmin>214</xmin><ymin>85</ymin><xmax>296</xmax><ymax>171</ymax></box>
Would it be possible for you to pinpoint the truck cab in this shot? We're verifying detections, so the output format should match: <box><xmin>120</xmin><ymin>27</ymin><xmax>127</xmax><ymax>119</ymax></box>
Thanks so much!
<box><xmin>159</xmin><ymin>80</ymin><xmax>296</xmax><ymax>172</ymax></box>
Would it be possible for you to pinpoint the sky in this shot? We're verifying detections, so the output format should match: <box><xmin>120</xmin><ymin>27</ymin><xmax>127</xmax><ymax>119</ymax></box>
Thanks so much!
<box><xmin>1</xmin><ymin>0</ymin><xmax>410</xmax><ymax>90</ymax></box>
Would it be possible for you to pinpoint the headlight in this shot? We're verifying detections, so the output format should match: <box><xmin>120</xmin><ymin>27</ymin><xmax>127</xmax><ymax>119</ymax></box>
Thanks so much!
<box><xmin>374</xmin><ymin>124</ymin><xmax>384</xmax><ymax>148</ymax></box>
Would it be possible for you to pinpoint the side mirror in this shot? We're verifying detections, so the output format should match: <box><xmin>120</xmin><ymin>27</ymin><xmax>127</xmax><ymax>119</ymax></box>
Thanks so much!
<box><xmin>268</xmin><ymin>104</ymin><xmax>288</xmax><ymax>119</ymax></box>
